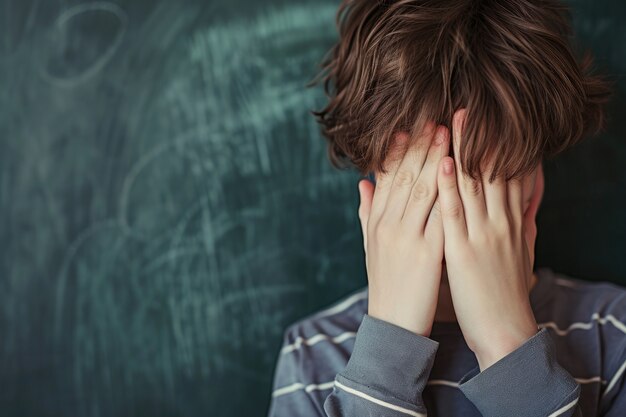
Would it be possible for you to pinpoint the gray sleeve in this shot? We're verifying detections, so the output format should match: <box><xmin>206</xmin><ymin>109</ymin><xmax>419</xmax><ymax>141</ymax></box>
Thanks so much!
<box><xmin>458</xmin><ymin>327</ymin><xmax>583</xmax><ymax>417</ymax></box>
<box><xmin>267</xmin><ymin>324</ymin><xmax>327</xmax><ymax>417</ymax></box>
<box><xmin>323</xmin><ymin>314</ymin><xmax>439</xmax><ymax>417</ymax></box>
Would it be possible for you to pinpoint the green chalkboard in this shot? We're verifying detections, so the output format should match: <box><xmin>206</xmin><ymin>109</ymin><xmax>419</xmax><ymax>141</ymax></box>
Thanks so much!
<box><xmin>0</xmin><ymin>0</ymin><xmax>624</xmax><ymax>416</ymax></box>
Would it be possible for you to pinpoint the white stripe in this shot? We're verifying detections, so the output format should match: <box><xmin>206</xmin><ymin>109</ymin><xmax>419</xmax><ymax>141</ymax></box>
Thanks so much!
<box><xmin>574</xmin><ymin>376</ymin><xmax>607</xmax><ymax>384</ymax></box>
<box><xmin>272</xmin><ymin>382</ymin><xmax>305</xmax><ymax>397</ymax></box>
<box><xmin>602</xmin><ymin>358</ymin><xmax>626</xmax><ymax>400</ymax></box>
<box><xmin>538</xmin><ymin>313</ymin><xmax>626</xmax><ymax>336</ymax></box>
<box><xmin>281</xmin><ymin>331</ymin><xmax>357</xmax><ymax>355</ymax></box>
<box><xmin>334</xmin><ymin>380</ymin><xmax>427</xmax><ymax>417</ymax></box>
<box><xmin>597</xmin><ymin>314</ymin><xmax>626</xmax><ymax>334</ymax></box>
<box><xmin>272</xmin><ymin>381</ymin><xmax>334</xmax><ymax>398</ymax></box>
<box><xmin>310</xmin><ymin>289</ymin><xmax>367</xmax><ymax>319</ymax></box>
<box><xmin>427</xmin><ymin>379</ymin><xmax>459</xmax><ymax>388</ymax></box>
<box><xmin>305</xmin><ymin>381</ymin><xmax>335</xmax><ymax>393</ymax></box>
<box><xmin>426</xmin><ymin>377</ymin><xmax>606</xmax><ymax>388</ymax></box>
<box><xmin>548</xmin><ymin>397</ymin><xmax>579</xmax><ymax>417</ymax></box>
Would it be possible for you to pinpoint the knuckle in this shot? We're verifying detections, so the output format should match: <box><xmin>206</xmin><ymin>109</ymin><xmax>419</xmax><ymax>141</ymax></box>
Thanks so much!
<box><xmin>444</xmin><ymin>202</ymin><xmax>463</xmax><ymax>219</ymax></box>
<box><xmin>372</xmin><ymin>219</ymin><xmax>394</xmax><ymax>242</ymax></box>
<box><xmin>405</xmin><ymin>146</ymin><xmax>422</xmax><ymax>165</ymax></box>
<box><xmin>393</xmin><ymin>169</ymin><xmax>415</xmax><ymax>187</ymax></box>
<box><xmin>414</xmin><ymin>139</ymin><xmax>429</xmax><ymax>154</ymax></box>
<box><xmin>375</xmin><ymin>175</ymin><xmax>391</xmax><ymax>190</ymax></box>
<box><xmin>410</xmin><ymin>180</ymin><xmax>430</xmax><ymax>203</ymax></box>
<box><xmin>430</xmin><ymin>199</ymin><xmax>442</xmax><ymax>218</ymax></box>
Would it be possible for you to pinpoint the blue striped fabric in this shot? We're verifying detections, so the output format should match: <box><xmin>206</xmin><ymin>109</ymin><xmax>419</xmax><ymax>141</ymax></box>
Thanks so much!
<box><xmin>267</xmin><ymin>267</ymin><xmax>626</xmax><ymax>416</ymax></box>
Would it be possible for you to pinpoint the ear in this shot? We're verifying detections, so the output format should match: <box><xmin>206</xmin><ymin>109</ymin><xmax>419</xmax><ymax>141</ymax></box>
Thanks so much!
<box><xmin>524</xmin><ymin>161</ymin><xmax>545</xmax><ymax>220</ymax></box>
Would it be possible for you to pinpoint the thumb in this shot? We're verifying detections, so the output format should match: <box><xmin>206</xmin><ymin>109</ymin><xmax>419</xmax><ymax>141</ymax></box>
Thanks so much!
<box><xmin>358</xmin><ymin>178</ymin><xmax>375</xmax><ymax>253</ymax></box>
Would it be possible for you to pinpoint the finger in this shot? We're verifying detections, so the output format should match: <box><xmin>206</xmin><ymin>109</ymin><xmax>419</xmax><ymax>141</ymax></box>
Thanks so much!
<box><xmin>437</xmin><ymin>156</ymin><xmax>468</xmax><ymax>241</ymax></box>
<box><xmin>451</xmin><ymin>109</ymin><xmax>487</xmax><ymax>228</ymax></box>
<box><xmin>403</xmin><ymin>125</ymin><xmax>449</xmax><ymax>232</ymax></box>
<box><xmin>384</xmin><ymin>121</ymin><xmax>438</xmax><ymax>220</ymax></box>
<box><xmin>424</xmin><ymin>194</ymin><xmax>444</xmax><ymax>247</ymax></box>
<box><xmin>358</xmin><ymin>178</ymin><xmax>375</xmax><ymax>252</ymax></box>
<box><xmin>369</xmin><ymin>132</ymin><xmax>410</xmax><ymax>222</ymax></box>
<box><xmin>481</xmin><ymin>155</ymin><xmax>508</xmax><ymax>223</ymax></box>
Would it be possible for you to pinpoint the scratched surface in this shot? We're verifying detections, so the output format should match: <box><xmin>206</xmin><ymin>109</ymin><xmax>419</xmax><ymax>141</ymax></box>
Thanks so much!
<box><xmin>0</xmin><ymin>0</ymin><xmax>624</xmax><ymax>416</ymax></box>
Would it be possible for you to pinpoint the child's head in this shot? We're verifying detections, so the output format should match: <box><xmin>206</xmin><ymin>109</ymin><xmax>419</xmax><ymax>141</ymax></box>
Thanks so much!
<box><xmin>310</xmin><ymin>0</ymin><xmax>611</xmax><ymax>184</ymax></box>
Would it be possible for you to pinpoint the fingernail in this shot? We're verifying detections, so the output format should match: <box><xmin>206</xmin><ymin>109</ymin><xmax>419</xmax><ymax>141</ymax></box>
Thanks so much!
<box><xmin>444</xmin><ymin>159</ymin><xmax>454</xmax><ymax>174</ymax></box>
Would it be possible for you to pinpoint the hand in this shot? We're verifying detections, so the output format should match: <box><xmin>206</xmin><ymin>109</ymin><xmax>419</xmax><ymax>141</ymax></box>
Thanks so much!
<box><xmin>357</xmin><ymin>122</ymin><xmax>450</xmax><ymax>337</ymax></box>
<box><xmin>436</xmin><ymin>109</ymin><xmax>539</xmax><ymax>371</ymax></box>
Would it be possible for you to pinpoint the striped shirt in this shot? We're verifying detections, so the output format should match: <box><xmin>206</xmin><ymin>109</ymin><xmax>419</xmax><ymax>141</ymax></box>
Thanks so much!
<box><xmin>267</xmin><ymin>267</ymin><xmax>626</xmax><ymax>416</ymax></box>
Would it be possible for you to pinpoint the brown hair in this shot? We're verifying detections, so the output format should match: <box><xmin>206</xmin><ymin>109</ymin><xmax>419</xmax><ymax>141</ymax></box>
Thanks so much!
<box><xmin>309</xmin><ymin>0</ymin><xmax>612</xmax><ymax>182</ymax></box>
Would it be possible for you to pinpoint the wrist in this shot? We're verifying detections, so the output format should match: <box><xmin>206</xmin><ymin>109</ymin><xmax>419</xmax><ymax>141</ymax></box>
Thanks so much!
<box><xmin>368</xmin><ymin>303</ymin><xmax>433</xmax><ymax>337</ymax></box>
<box><xmin>474</xmin><ymin>325</ymin><xmax>539</xmax><ymax>371</ymax></box>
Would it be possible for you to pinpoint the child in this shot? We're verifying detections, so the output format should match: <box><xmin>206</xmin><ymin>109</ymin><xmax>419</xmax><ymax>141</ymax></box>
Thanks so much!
<box><xmin>268</xmin><ymin>1</ymin><xmax>624</xmax><ymax>416</ymax></box>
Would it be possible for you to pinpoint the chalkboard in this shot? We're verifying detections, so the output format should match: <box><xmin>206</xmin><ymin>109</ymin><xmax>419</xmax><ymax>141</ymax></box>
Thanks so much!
<box><xmin>0</xmin><ymin>1</ymin><xmax>624</xmax><ymax>416</ymax></box>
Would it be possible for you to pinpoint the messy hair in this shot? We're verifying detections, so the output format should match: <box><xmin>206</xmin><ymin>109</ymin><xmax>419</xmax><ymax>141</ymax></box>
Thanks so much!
<box><xmin>309</xmin><ymin>0</ymin><xmax>612</xmax><ymax>182</ymax></box>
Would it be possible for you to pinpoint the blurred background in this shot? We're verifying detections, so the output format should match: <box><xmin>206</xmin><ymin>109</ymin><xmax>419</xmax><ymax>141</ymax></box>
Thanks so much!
<box><xmin>0</xmin><ymin>0</ymin><xmax>624</xmax><ymax>416</ymax></box>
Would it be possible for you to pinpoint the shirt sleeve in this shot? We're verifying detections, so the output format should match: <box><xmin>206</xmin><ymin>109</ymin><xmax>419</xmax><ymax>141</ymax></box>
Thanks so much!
<box><xmin>457</xmin><ymin>327</ymin><xmax>583</xmax><ymax>417</ymax></box>
<box><xmin>267</xmin><ymin>324</ymin><xmax>327</xmax><ymax>417</ymax></box>
<box><xmin>323</xmin><ymin>314</ymin><xmax>440</xmax><ymax>417</ymax></box>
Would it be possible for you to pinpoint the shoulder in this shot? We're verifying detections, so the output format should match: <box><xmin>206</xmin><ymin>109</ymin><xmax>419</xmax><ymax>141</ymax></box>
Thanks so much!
<box><xmin>541</xmin><ymin>267</ymin><xmax>626</xmax><ymax>342</ymax></box>
<box><xmin>546</xmin><ymin>268</ymin><xmax>626</xmax><ymax>325</ymax></box>
<box><xmin>540</xmin><ymin>268</ymin><xmax>626</xmax><ymax>410</ymax></box>
<box><xmin>277</xmin><ymin>285</ymin><xmax>368</xmax><ymax>372</ymax></box>
<box><xmin>270</xmin><ymin>287</ymin><xmax>368</xmax><ymax>406</ymax></box>
<box><xmin>281</xmin><ymin>286</ymin><xmax>368</xmax><ymax>351</ymax></box>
